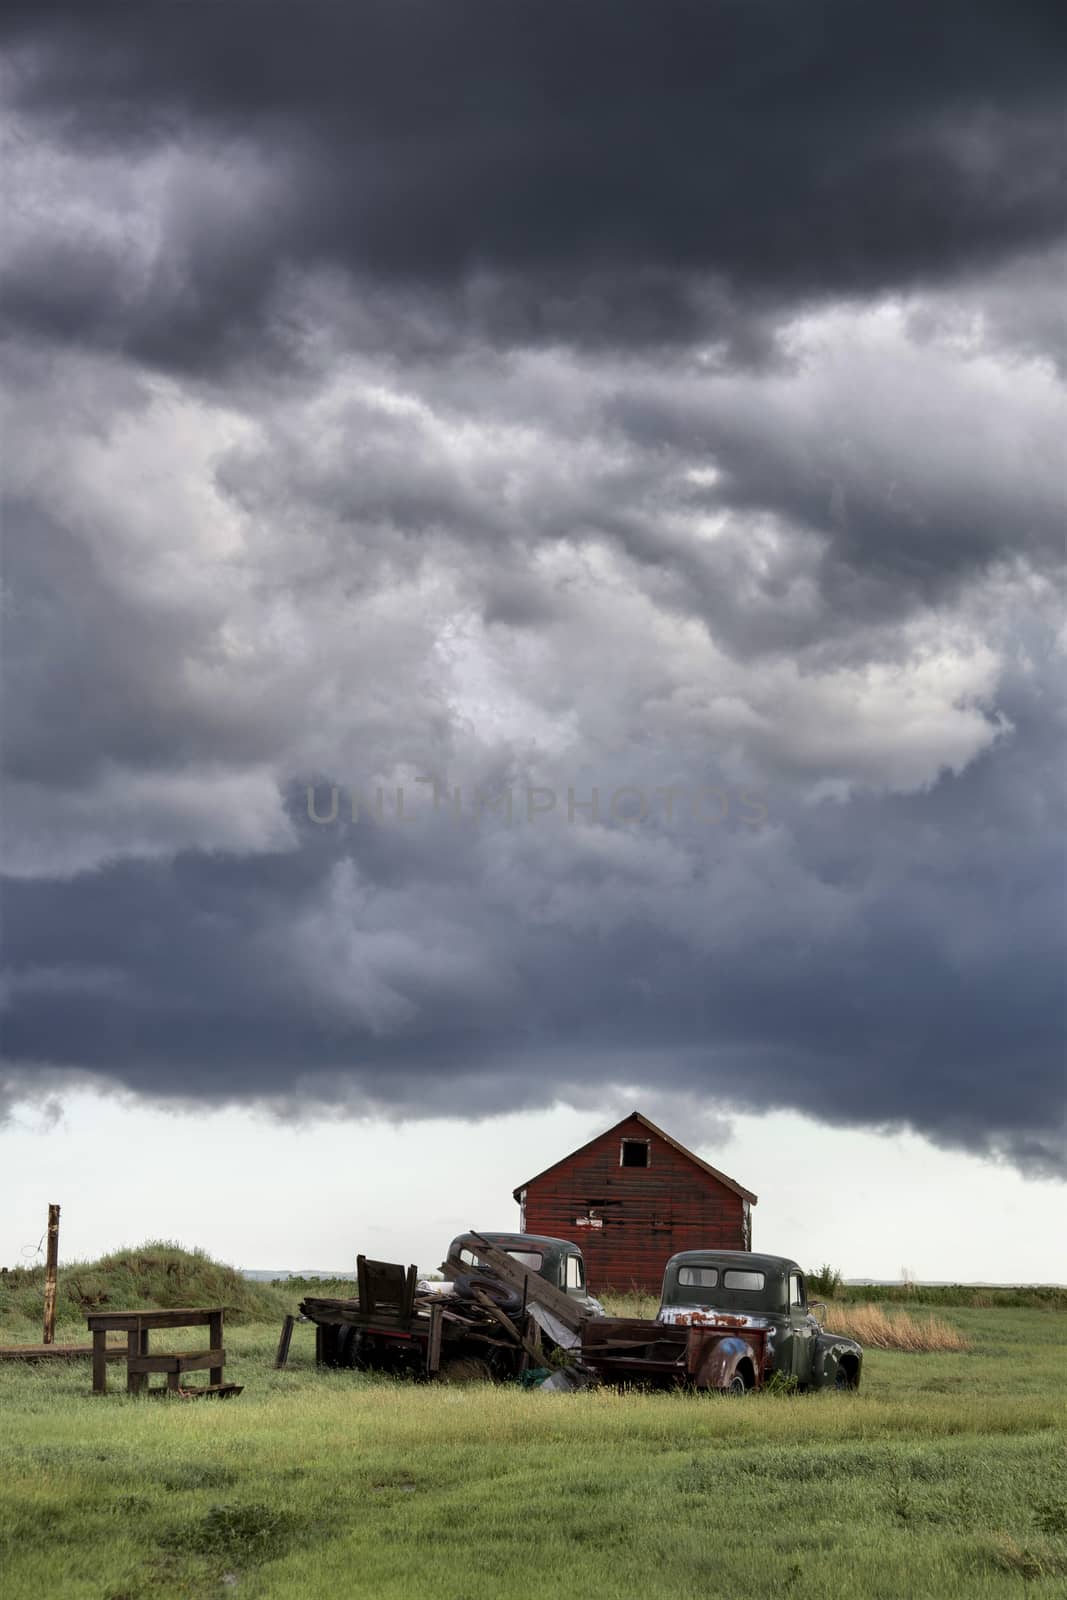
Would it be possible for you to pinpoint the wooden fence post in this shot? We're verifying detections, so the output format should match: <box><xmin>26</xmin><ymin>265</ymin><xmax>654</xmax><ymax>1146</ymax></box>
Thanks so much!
<box><xmin>42</xmin><ymin>1203</ymin><xmax>60</xmax><ymax>1345</ymax></box>
<box><xmin>274</xmin><ymin>1314</ymin><xmax>295</xmax><ymax>1369</ymax></box>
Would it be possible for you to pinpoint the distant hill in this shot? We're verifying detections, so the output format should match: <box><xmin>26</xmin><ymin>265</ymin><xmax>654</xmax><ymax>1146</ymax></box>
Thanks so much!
<box><xmin>844</xmin><ymin>1279</ymin><xmax>1066</xmax><ymax>1288</ymax></box>
<box><xmin>243</xmin><ymin>1269</ymin><xmax>356</xmax><ymax>1282</ymax></box>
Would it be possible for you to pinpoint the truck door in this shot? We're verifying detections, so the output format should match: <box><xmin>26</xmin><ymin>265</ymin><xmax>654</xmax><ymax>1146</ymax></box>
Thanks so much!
<box><xmin>788</xmin><ymin>1271</ymin><xmax>815</xmax><ymax>1384</ymax></box>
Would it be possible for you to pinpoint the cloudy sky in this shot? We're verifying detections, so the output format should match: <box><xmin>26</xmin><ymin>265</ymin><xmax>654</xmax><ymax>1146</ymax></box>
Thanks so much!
<box><xmin>1</xmin><ymin>1</ymin><xmax>1064</xmax><ymax>1277</ymax></box>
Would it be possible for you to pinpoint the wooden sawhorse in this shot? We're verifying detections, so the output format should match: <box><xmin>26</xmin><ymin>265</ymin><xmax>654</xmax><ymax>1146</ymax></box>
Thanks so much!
<box><xmin>87</xmin><ymin>1307</ymin><xmax>225</xmax><ymax>1395</ymax></box>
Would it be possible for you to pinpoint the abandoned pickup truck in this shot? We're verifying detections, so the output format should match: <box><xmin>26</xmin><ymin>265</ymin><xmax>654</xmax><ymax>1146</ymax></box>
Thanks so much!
<box><xmin>580</xmin><ymin>1251</ymin><xmax>863</xmax><ymax>1393</ymax></box>
<box><xmin>445</xmin><ymin>1231</ymin><xmax>604</xmax><ymax>1318</ymax></box>
<box><xmin>299</xmin><ymin>1230</ymin><xmax>596</xmax><ymax>1379</ymax></box>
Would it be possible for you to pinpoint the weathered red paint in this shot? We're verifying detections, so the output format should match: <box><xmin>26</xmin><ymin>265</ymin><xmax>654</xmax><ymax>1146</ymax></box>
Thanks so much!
<box><xmin>513</xmin><ymin>1112</ymin><xmax>757</xmax><ymax>1294</ymax></box>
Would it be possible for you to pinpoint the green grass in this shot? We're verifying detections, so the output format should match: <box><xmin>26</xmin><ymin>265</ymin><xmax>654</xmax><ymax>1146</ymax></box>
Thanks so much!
<box><xmin>1</xmin><ymin>1301</ymin><xmax>1064</xmax><ymax>1599</ymax></box>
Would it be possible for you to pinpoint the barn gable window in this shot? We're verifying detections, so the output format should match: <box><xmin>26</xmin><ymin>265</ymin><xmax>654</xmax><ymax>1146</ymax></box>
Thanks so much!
<box><xmin>620</xmin><ymin>1138</ymin><xmax>650</xmax><ymax>1168</ymax></box>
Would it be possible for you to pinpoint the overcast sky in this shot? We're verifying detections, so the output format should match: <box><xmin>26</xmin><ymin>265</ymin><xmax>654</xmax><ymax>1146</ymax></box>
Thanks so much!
<box><xmin>1</xmin><ymin>2</ymin><xmax>1064</xmax><ymax>1274</ymax></box>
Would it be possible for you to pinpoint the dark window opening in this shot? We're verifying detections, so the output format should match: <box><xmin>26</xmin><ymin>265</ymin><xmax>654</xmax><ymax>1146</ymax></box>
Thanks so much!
<box><xmin>620</xmin><ymin>1139</ymin><xmax>650</xmax><ymax>1168</ymax></box>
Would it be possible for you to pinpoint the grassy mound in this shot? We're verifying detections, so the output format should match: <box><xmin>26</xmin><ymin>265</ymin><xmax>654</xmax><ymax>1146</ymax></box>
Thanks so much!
<box><xmin>0</xmin><ymin>1241</ymin><xmax>292</xmax><ymax>1337</ymax></box>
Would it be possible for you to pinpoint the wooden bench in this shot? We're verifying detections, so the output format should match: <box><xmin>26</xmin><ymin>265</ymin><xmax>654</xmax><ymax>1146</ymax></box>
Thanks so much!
<box><xmin>86</xmin><ymin>1308</ymin><xmax>226</xmax><ymax>1395</ymax></box>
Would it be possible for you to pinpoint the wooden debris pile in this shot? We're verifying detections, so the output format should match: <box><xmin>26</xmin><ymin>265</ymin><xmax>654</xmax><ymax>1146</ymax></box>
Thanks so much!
<box><xmin>297</xmin><ymin>1232</ymin><xmax>587</xmax><ymax>1381</ymax></box>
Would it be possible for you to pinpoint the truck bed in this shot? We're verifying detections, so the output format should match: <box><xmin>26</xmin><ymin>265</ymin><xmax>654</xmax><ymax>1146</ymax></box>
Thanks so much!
<box><xmin>580</xmin><ymin>1313</ymin><xmax>768</xmax><ymax>1390</ymax></box>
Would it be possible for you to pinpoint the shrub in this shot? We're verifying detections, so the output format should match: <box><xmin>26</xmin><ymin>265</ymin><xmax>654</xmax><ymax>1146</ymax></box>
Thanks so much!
<box><xmin>807</xmin><ymin>1264</ymin><xmax>844</xmax><ymax>1298</ymax></box>
<box><xmin>180</xmin><ymin>1501</ymin><xmax>295</xmax><ymax>1563</ymax></box>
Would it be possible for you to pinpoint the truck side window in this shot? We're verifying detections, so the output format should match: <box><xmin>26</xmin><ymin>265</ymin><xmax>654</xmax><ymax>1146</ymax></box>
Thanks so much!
<box><xmin>565</xmin><ymin>1255</ymin><xmax>585</xmax><ymax>1290</ymax></box>
<box><xmin>789</xmin><ymin>1271</ymin><xmax>804</xmax><ymax>1309</ymax></box>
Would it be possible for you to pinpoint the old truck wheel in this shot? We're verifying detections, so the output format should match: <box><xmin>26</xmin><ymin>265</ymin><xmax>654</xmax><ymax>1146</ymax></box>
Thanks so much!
<box><xmin>334</xmin><ymin>1326</ymin><xmax>361</xmax><ymax>1368</ymax></box>
<box><xmin>439</xmin><ymin>1356</ymin><xmax>493</xmax><ymax>1384</ymax></box>
<box><xmin>725</xmin><ymin>1371</ymin><xmax>749</xmax><ymax>1396</ymax></box>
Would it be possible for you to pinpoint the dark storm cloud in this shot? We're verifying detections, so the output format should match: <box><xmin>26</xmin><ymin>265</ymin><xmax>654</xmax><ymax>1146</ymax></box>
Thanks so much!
<box><xmin>1</xmin><ymin>2</ymin><xmax>1064</xmax><ymax>1178</ymax></box>
<box><xmin>2</xmin><ymin>670</ymin><xmax>1063</xmax><ymax>1175</ymax></box>
<box><xmin>3</xmin><ymin>1</ymin><xmax>1064</xmax><ymax>366</ymax></box>
<box><xmin>1</xmin><ymin>500</ymin><xmax>273</xmax><ymax>785</ymax></box>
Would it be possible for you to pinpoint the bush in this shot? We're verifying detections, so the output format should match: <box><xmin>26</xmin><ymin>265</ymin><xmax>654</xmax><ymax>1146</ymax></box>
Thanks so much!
<box><xmin>188</xmin><ymin>1502</ymin><xmax>292</xmax><ymax>1560</ymax></box>
<box><xmin>807</xmin><ymin>1263</ymin><xmax>844</xmax><ymax>1298</ymax></box>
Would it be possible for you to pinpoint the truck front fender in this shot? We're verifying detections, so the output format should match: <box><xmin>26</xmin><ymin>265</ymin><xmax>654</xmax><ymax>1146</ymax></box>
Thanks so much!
<box><xmin>811</xmin><ymin>1334</ymin><xmax>863</xmax><ymax>1390</ymax></box>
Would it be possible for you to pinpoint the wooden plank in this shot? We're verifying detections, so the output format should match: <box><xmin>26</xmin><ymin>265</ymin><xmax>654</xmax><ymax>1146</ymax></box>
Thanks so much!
<box><xmin>93</xmin><ymin>1328</ymin><xmax>108</xmax><ymax>1394</ymax></box>
<box><xmin>425</xmin><ymin>1303</ymin><xmax>443</xmax><ymax>1378</ymax></box>
<box><xmin>469</xmin><ymin>1288</ymin><xmax>544</xmax><ymax>1364</ymax></box>
<box><xmin>275</xmin><ymin>1314</ymin><xmax>295</xmax><ymax>1369</ymax></box>
<box><xmin>356</xmin><ymin>1257</ymin><xmax>418</xmax><ymax>1320</ymax></box>
<box><xmin>86</xmin><ymin>1308</ymin><xmax>222</xmax><ymax>1330</ymax></box>
<box><xmin>208</xmin><ymin>1311</ymin><xmax>224</xmax><ymax>1386</ymax></box>
<box><xmin>0</xmin><ymin>1341</ymin><xmax>122</xmax><ymax>1363</ymax></box>
<box><xmin>126</xmin><ymin>1348</ymin><xmax>225</xmax><ymax>1374</ymax></box>
<box><xmin>126</xmin><ymin>1326</ymin><xmax>144</xmax><ymax>1395</ymax></box>
<box><xmin>146</xmin><ymin>1382</ymin><xmax>243</xmax><ymax>1400</ymax></box>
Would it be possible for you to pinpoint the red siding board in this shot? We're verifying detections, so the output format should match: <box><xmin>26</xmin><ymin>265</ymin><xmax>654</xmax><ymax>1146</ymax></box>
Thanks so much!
<box><xmin>519</xmin><ymin>1114</ymin><xmax>752</xmax><ymax>1293</ymax></box>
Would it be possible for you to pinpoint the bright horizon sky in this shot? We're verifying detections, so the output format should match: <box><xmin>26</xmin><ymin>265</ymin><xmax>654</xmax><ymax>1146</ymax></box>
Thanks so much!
<box><xmin>3</xmin><ymin>1091</ymin><xmax>1062</xmax><ymax>1284</ymax></box>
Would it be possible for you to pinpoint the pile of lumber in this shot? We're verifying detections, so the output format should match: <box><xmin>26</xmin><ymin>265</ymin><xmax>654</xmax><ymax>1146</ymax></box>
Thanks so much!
<box><xmin>297</xmin><ymin>1232</ymin><xmax>589</xmax><ymax>1378</ymax></box>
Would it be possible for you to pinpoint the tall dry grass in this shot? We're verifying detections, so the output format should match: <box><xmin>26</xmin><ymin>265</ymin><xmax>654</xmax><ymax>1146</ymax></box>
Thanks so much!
<box><xmin>822</xmin><ymin>1302</ymin><xmax>969</xmax><ymax>1352</ymax></box>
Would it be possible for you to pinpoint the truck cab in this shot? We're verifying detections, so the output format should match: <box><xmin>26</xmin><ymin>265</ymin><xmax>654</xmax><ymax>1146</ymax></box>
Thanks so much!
<box><xmin>445</xmin><ymin>1231</ymin><xmax>603</xmax><ymax>1315</ymax></box>
<box><xmin>658</xmin><ymin>1249</ymin><xmax>862</xmax><ymax>1390</ymax></box>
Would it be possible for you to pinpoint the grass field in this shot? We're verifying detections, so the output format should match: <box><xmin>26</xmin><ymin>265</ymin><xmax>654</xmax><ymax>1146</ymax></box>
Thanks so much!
<box><xmin>1</xmin><ymin>1298</ymin><xmax>1065</xmax><ymax>1599</ymax></box>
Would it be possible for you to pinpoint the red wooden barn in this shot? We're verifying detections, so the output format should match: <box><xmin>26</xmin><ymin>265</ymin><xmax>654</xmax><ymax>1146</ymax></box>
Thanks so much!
<box><xmin>513</xmin><ymin>1111</ymin><xmax>757</xmax><ymax>1294</ymax></box>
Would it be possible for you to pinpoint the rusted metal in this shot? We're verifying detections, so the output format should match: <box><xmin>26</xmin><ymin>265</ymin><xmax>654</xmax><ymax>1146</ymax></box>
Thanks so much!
<box><xmin>42</xmin><ymin>1203</ymin><xmax>60</xmax><ymax>1345</ymax></box>
<box><xmin>579</xmin><ymin>1313</ymin><xmax>765</xmax><ymax>1391</ymax></box>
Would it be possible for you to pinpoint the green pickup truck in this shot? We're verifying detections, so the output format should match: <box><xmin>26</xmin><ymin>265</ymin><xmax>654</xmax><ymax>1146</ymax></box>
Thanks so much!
<box><xmin>580</xmin><ymin>1250</ymin><xmax>863</xmax><ymax>1393</ymax></box>
<box><xmin>445</xmin><ymin>1230</ymin><xmax>604</xmax><ymax>1317</ymax></box>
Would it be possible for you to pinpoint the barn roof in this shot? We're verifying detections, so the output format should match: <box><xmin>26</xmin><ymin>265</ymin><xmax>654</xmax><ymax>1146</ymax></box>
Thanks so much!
<box><xmin>512</xmin><ymin>1110</ymin><xmax>758</xmax><ymax>1204</ymax></box>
